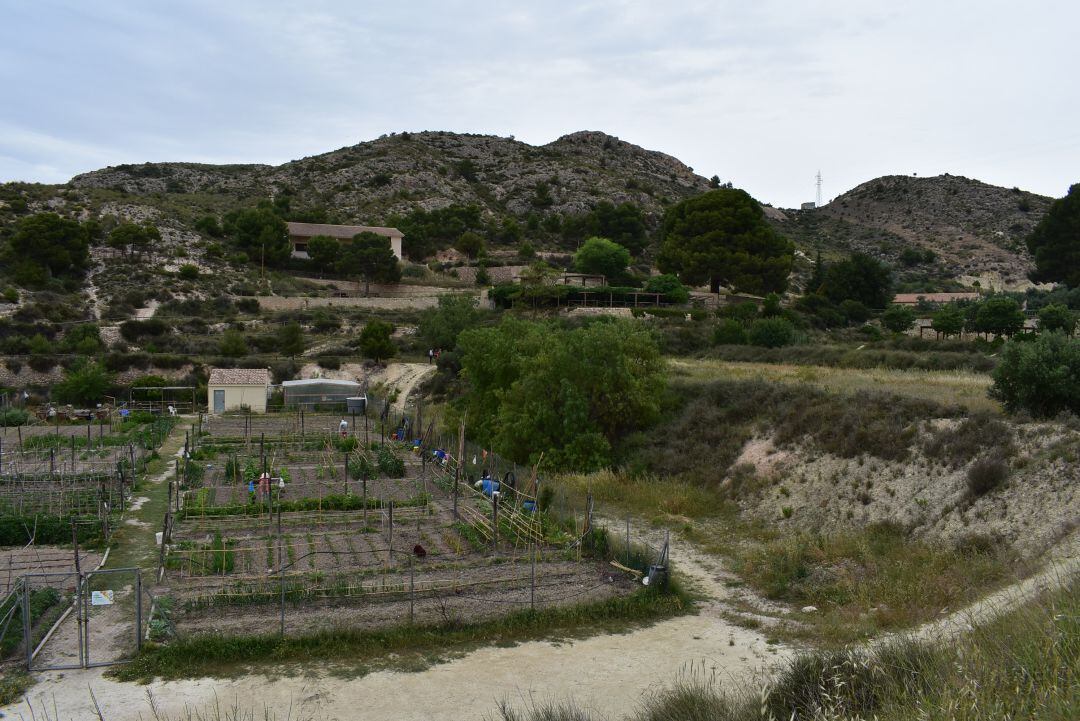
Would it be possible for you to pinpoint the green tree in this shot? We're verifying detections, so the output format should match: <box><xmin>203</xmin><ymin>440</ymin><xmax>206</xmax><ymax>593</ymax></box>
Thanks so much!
<box><xmin>306</xmin><ymin>235</ymin><xmax>340</xmax><ymax>276</ymax></box>
<box><xmin>391</xmin><ymin>204</ymin><xmax>484</xmax><ymax>260</ymax></box>
<box><xmin>337</xmin><ymin>232</ymin><xmax>401</xmax><ymax>295</ymax></box>
<box><xmin>223</xmin><ymin>206</ymin><xmax>290</xmax><ymax>266</ymax></box>
<box><xmin>762</xmin><ymin>293</ymin><xmax>782</xmax><ymax>317</ymax></box>
<box><xmin>277</xmin><ymin>322</ymin><xmax>305</xmax><ymax>357</ymax></box>
<box><xmin>106</xmin><ymin>222</ymin><xmax>160</xmax><ymax>259</ymax></box>
<box><xmin>807</xmin><ymin>250</ymin><xmax>826</xmax><ymax>294</ymax></box>
<box><xmin>456</xmin><ymin>231</ymin><xmax>485</xmax><ymax>259</ymax></box>
<box><xmin>974</xmin><ymin>296</ymin><xmax>1025</xmax><ymax>337</ymax></box>
<box><xmin>418</xmin><ymin>293</ymin><xmax>486</xmax><ymax>350</ymax></box>
<box><xmin>573</xmin><ymin>237</ymin><xmax>630</xmax><ymax>281</ymax></box>
<box><xmin>1027</xmin><ymin>183</ymin><xmax>1080</xmax><ymax>286</ymax></box>
<box><xmin>991</xmin><ymin>332</ymin><xmax>1080</xmax><ymax>417</ymax></box>
<box><xmin>643</xmin><ymin>274</ymin><xmax>689</xmax><ymax>304</ymax></box>
<box><xmin>657</xmin><ymin>188</ymin><xmax>794</xmax><ymax>294</ymax></box>
<box><xmin>881</xmin><ymin>304</ymin><xmax>917</xmax><ymax>333</ymax></box>
<box><xmin>587</xmin><ymin>201</ymin><xmax>648</xmax><ymax>256</ymax></box>
<box><xmin>219</xmin><ymin>330</ymin><xmax>248</xmax><ymax>358</ymax></box>
<box><xmin>194</xmin><ymin>215</ymin><xmax>223</xmax><ymax>237</ymax></box>
<box><xmin>820</xmin><ymin>253</ymin><xmax>894</xmax><ymax>308</ymax></box>
<box><xmin>359</xmin><ymin>320</ymin><xmax>396</xmax><ymax>363</ymax></box>
<box><xmin>457</xmin><ymin>317</ymin><xmax>664</xmax><ymax>470</ymax></box>
<box><xmin>8</xmin><ymin>212</ymin><xmax>90</xmax><ymax>284</ymax></box>
<box><xmin>53</xmin><ymin>359</ymin><xmax>112</xmax><ymax>406</ymax></box>
<box><xmin>931</xmin><ymin>304</ymin><xmax>965</xmax><ymax>338</ymax></box>
<box><xmin>1038</xmin><ymin>303</ymin><xmax>1076</xmax><ymax>335</ymax></box>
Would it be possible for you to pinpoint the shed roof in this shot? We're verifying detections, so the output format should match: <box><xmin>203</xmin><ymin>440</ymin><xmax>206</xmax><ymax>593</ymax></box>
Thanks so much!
<box><xmin>208</xmin><ymin>368</ymin><xmax>271</xmax><ymax>386</ymax></box>
<box><xmin>286</xmin><ymin>222</ymin><xmax>403</xmax><ymax>240</ymax></box>
<box><xmin>281</xmin><ymin>378</ymin><xmax>361</xmax><ymax>388</ymax></box>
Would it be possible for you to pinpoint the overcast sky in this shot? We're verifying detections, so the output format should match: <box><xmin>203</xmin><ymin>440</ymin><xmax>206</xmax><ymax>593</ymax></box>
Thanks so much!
<box><xmin>1</xmin><ymin>0</ymin><xmax>1076</xmax><ymax>208</ymax></box>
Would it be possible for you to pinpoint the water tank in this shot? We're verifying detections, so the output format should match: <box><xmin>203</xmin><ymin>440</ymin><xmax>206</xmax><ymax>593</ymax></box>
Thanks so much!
<box><xmin>346</xmin><ymin>396</ymin><xmax>367</xmax><ymax>414</ymax></box>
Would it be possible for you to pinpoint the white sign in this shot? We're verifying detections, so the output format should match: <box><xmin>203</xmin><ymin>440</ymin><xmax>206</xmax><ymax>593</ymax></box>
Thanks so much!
<box><xmin>91</xmin><ymin>590</ymin><xmax>114</xmax><ymax>606</ymax></box>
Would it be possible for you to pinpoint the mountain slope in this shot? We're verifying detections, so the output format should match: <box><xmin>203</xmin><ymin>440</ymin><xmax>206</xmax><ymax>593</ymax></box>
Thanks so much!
<box><xmin>773</xmin><ymin>174</ymin><xmax>1052</xmax><ymax>290</ymax></box>
<box><xmin>69</xmin><ymin>130</ymin><xmax>710</xmax><ymax>224</ymax></box>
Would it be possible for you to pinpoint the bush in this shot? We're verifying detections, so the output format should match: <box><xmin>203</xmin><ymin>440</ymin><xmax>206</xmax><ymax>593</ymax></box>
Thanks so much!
<box><xmin>177</xmin><ymin>264</ymin><xmax>200</xmax><ymax>280</ymax></box>
<box><xmin>53</xmin><ymin>359</ymin><xmax>112</xmax><ymax>406</ymax></box>
<box><xmin>359</xmin><ymin>320</ymin><xmax>396</xmax><ymax>363</ymax></box>
<box><xmin>119</xmin><ymin>318</ymin><xmax>169</xmax><ymax>342</ymax></box>
<box><xmin>991</xmin><ymin>332</ymin><xmax>1080</xmax><ymax>417</ymax></box>
<box><xmin>748</xmin><ymin>317</ymin><xmax>794</xmax><ymax>347</ymax></box>
<box><xmin>642</xmin><ymin>274</ymin><xmax>689</xmax><ymax>304</ymax></box>
<box><xmin>712</xmin><ymin>318</ymin><xmax>748</xmax><ymax>345</ymax></box>
<box><xmin>882</xmin><ymin>304</ymin><xmax>917</xmax><ymax>333</ymax></box>
<box><xmin>967</xmin><ymin>455</ymin><xmax>1010</xmax><ymax>497</ymax></box>
<box><xmin>0</xmin><ymin>408</ymin><xmax>29</xmax><ymax>426</ymax></box>
<box><xmin>840</xmin><ymin>299</ymin><xmax>871</xmax><ymax>324</ymax></box>
<box><xmin>922</xmin><ymin>413</ymin><xmax>1014</xmax><ymax>467</ymax></box>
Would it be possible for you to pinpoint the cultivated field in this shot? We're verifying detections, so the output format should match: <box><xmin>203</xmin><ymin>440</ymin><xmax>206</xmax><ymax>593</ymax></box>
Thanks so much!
<box><xmin>155</xmin><ymin>414</ymin><xmax>633</xmax><ymax>639</ymax></box>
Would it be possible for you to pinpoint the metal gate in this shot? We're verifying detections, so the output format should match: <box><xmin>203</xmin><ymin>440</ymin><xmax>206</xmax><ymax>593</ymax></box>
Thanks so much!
<box><xmin>19</xmin><ymin>567</ymin><xmax>142</xmax><ymax>671</ymax></box>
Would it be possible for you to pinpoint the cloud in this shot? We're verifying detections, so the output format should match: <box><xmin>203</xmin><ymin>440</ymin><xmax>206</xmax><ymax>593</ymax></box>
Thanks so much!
<box><xmin>0</xmin><ymin>0</ymin><xmax>1077</xmax><ymax>206</ymax></box>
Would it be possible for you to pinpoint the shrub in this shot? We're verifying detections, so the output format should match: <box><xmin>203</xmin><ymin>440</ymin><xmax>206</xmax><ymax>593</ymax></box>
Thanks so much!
<box><xmin>748</xmin><ymin>317</ymin><xmax>794</xmax><ymax>347</ymax></box>
<box><xmin>712</xmin><ymin>318</ymin><xmax>748</xmax><ymax>345</ymax></box>
<box><xmin>922</xmin><ymin>413</ymin><xmax>1014</xmax><ymax>467</ymax></box>
<box><xmin>359</xmin><ymin>320</ymin><xmax>396</xmax><ymax>363</ymax></box>
<box><xmin>53</xmin><ymin>359</ymin><xmax>113</xmax><ymax>406</ymax></box>
<box><xmin>966</xmin><ymin>454</ymin><xmax>1009</xmax><ymax>497</ymax></box>
<box><xmin>177</xmin><ymin>264</ymin><xmax>200</xmax><ymax>280</ymax></box>
<box><xmin>1</xmin><ymin>287</ymin><xmax>17</xmax><ymax>304</ymax></box>
<box><xmin>642</xmin><ymin>274</ymin><xmax>689</xmax><ymax>304</ymax></box>
<box><xmin>0</xmin><ymin>408</ymin><xmax>29</xmax><ymax>426</ymax></box>
<box><xmin>218</xmin><ymin>330</ymin><xmax>248</xmax><ymax>358</ymax></box>
<box><xmin>881</xmin><ymin>304</ymin><xmax>917</xmax><ymax>333</ymax></box>
<box><xmin>840</xmin><ymin>299</ymin><xmax>871</xmax><ymax>324</ymax></box>
<box><xmin>991</xmin><ymin>331</ymin><xmax>1080</xmax><ymax>417</ymax></box>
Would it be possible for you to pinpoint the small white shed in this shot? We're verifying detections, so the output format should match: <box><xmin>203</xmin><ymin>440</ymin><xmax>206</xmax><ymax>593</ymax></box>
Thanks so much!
<box><xmin>207</xmin><ymin>368</ymin><xmax>272</xmax><ymax>414</ymax></box>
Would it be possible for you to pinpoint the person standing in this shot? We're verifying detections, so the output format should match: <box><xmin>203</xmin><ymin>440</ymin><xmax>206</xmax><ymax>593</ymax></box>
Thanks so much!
<box><xmin>427</xmin><ymin>348</ymin><xmax>434</xmax><ymax>364</ymax></box>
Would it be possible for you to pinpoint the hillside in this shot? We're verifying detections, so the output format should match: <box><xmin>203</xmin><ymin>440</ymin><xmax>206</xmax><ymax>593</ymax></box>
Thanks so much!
<box><xmin>772</xmin><ymin>174</ymin><xmax>1052</xmax><ymax>291</ymax></box>
<box><xmin>68</xmin><ymin>130</ymin><xmax>709</xmax><ymax>226</ymax></box>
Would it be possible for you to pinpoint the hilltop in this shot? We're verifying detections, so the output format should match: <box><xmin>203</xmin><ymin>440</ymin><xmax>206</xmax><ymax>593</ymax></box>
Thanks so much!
<box><xmin>68</xmin><ymin>130</ymin><xmax>710</xmax><ymax>225</ymax></box>
<box><xmin>773</xmin><ymin>174</ymin><xmax>1052</xmax><ymax>291</ymax></box>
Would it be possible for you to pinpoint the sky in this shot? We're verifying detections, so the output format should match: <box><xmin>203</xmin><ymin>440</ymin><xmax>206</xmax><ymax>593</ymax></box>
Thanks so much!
<box><xmin>1</xmin><ymin>0</ymin><xmax>1077</xmax><ymax>208</ymax></box>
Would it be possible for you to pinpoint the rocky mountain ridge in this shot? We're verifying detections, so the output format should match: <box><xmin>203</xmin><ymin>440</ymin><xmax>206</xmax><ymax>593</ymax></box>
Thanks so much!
<box><xmin>70</xmin><ymin>130</ymin><xmax>710</xmax><ymax>224</ymax></box>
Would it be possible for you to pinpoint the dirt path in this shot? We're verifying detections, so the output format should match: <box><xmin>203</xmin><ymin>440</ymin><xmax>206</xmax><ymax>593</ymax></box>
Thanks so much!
<box><xmin>31</xmin><ymin>423</ymin><xmax>189</xmax><ymax>671</ymax></box>
<box><xmin>906</xmin><ymin>529</ymin><xmax>1080</xmax><ymax>642</ymax></box>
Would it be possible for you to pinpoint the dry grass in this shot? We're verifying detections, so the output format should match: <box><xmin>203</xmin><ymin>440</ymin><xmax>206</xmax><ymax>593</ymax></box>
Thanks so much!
<box><xmin>671</xmin><ymin>358</ymin><xmax>999</xmax><ymax>414</ymax></box>
<box><xmin>494</xmin><ymin>575</ymin><xmax>1080</xmax><ymax>720</ymax></box>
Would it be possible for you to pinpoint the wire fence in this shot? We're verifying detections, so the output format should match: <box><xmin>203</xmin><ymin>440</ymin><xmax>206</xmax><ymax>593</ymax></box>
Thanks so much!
<box><xmin>152</xmin><ymin>402</ymin><xmax>671</xmax><ymax>641</ymax></box>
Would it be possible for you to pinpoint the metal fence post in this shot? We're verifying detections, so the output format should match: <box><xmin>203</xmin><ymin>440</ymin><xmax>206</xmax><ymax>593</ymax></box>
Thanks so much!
<box><xmin>135</xmin><ymin>569</ymin><xmax>143</xmax><ymax>652</ymax></box>
<box><xmin>409</xmin><ymin>558</ymin><xmax>415</xmax><ymax>624</ymax></box>
<box><xmin>22</xmin><ymin>578</ymin><xmax>31</xmax><ymax>670</ymax></box>
<box><xmin>388</xmin><ymin>502</ymin><xmax>394</xmax><ymax>566</ymax></box>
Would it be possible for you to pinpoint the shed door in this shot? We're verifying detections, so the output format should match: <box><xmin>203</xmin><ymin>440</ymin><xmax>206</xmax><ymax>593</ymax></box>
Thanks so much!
<box><xmin>213</xmin><ymin>389</ymin><xmax>225</xmax><ymax>413</ymax></box>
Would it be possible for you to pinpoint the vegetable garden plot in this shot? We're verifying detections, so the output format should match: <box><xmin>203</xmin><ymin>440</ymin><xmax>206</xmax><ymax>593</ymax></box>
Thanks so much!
<box><xmin>156</xmin><ymin>425</ymin><xmax>638</xmax><ymax>640</ymax></box>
